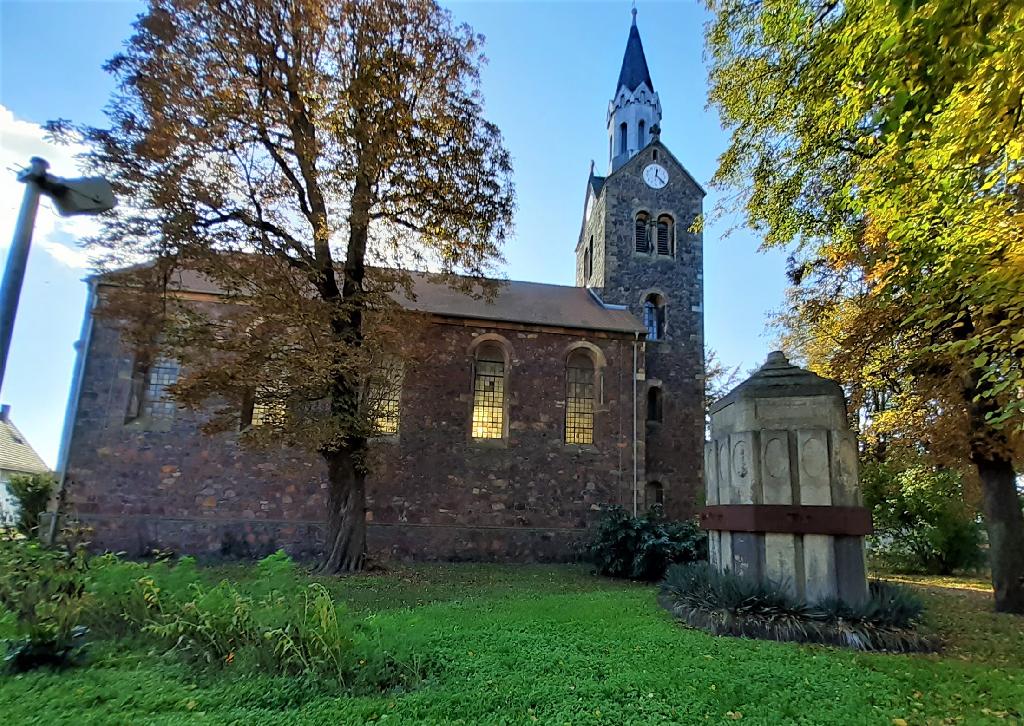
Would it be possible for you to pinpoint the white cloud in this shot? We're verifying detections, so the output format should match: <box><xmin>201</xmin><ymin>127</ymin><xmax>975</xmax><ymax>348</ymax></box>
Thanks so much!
<box><xmin>0</xmin><ymin>105</ymin><xmax>101</xmax><ymax>270</ymax></box>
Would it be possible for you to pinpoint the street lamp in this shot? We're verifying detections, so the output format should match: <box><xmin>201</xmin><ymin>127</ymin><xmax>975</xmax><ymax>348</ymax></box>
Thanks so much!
<box><xmin>0</xmin><ymin>157</ymin><xmax>115</xmax><ymax>394</ymax></box>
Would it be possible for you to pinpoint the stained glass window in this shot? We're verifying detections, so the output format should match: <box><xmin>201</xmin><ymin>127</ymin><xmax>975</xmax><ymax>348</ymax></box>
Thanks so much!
<box><xmin>141</xmin><ymin>359</ymin><xmax>179</xmax><ymax>420</ymax></box>
<box><xmin>643</xmin><ymin>295</ymin><xmax>666</xmax><ymax>340</ymax></box>
<box><xmin>565</xmin><ymin>352</ymin><xmax>595</xmax><ymax>445</ymax></box>
<box><xmin>250</xmin><ymin>388</ymin><xmax>285</xmax><ymax>427</ymax></box>
<box><xmin>368</xmin><ymin>361</ymin><xmax>403</xmax><ymax>436</ymax></box>
<box><xmin>472</xmin><ymin>344</ymin><xmax>505</xmax><ymax>439</ymax></box>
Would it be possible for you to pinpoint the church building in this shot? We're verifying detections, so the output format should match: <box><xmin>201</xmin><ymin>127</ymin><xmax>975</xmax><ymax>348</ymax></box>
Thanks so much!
<box><xmin>57</xmin><ymin>12</ymin><xmax>706</xmax><ymax>561</ymax></box>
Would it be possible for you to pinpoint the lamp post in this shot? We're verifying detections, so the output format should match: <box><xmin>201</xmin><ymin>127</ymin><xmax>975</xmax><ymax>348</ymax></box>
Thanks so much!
<box><xmin>0</xmin><ymin>157</ymin><xmax>115</xmax><ymax>394</ymax></box>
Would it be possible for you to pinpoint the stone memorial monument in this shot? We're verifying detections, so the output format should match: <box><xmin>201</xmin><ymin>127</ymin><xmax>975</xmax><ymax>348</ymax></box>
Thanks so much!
<box><xmin>701</xmin><ymin>351</ymin><xmax>871</xmax><ymax>605</ymax></box>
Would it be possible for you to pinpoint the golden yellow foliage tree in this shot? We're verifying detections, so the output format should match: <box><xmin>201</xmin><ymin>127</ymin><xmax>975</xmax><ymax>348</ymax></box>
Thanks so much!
<box><xmin>706</xmin><ymin>0</ymin><xmax>1024</xmax><ymax>611</ymax></box>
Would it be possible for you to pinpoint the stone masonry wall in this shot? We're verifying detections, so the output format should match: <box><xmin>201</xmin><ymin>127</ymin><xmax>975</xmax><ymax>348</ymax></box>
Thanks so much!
<box><xmin>579</xmin><ymin>140</ymin><xmax>705</xmax><ymax>518</ymax></box>
<box><xmin>63</xmin><ymin>310</ymin><xmax>642</xmax><ymax>562</ymax></box>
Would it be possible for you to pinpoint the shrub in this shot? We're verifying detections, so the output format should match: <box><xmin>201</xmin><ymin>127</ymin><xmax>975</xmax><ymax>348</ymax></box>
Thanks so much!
<box><xmin>144</xmin><ymin>576</ymin><xmax>364</xmax><ymax>684</ymax></box>
<box><xmin>85</xmin><ymin>554</ymin><xmax>201</xmax><ymax>637</ymax></box>
<box><xmin>134</xmin><ymin>551</ymin><xmax>417</xmax><ymax>688</ymax></box>
<box><xmin>862</xmin><ymin>461</ymin><xmax>985</xmax><ymax>575</ymax></box>
<box><xmin>6</xmin><ymin>472</ymin><xmax>55</xmax><ymax>538</ymax></box>
<box><xmin>0</xmin><ymin>540</ymin><xmax>90</xmax><ymax>671</ymax></box>
<box><xmin>588</xmin><ymin>505</ymin><xmax>707</xmax><ymax>581</ymax></box>
<box><xmin>660</xmin><ymin>562</ymin><xmax>933</xmax><ymax>652</ymax></box>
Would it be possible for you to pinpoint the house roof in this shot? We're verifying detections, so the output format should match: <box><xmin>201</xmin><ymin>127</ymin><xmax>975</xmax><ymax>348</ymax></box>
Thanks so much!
<box><xmin>0</xmin><ymin>407</ymin><xmax>48</xmax><ymax>475</ymax></box>
<box><xmin>399</xmin><ymin>274</ymin><xmax>647</xmax><ymax>335</ymax></box>
<box><xmin>616</xmin><ymin>11</ymin><xmax>654</xmax><ymax>94</ymax></box>
<box><xmin>98</xmin><ymin>265</ymin><xmax>648</xmax><ymax>336</ymax></box>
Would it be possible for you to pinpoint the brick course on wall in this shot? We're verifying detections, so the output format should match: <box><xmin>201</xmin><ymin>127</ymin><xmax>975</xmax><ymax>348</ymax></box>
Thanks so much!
<box><xmin>64</xmin><ymin>310</ymin><xmax>644</xmax><ymax>562</ymax></box>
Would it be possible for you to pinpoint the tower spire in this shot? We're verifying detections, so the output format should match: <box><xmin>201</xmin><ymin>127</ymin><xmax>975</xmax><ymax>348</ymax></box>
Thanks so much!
<box><xmin>616</xmin><ymin>7</ymin><xmax>653</xmax><ymax>94</ymax></box>
<box><xmin>607</xmin><ymin>8</ymin><xmax>662</xmax><ymax>172</ymax></box>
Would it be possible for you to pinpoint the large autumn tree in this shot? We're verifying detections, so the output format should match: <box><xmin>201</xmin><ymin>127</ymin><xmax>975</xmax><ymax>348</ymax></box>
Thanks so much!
<box><xmin>705</xmin><ymin>0</ymin><xmax>1024</xmax><ymax>611</ymax></box>
<box><xmin>60</xmin><ymin>0</ymin><xmax>514</xmax><ymax>573</ymax></box>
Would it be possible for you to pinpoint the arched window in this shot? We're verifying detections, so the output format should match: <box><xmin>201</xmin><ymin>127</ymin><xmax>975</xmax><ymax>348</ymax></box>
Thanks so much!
<box><xmin>634</xmin><ymin>211</ymin><xmax>650</xmax><ymax>253</ymax></box>
<box><xmin>656</xmin><ymin>215</ymin><xmax>674</xmax><ymax>256</ymax></box>
<box><xmin>646</xmin><ymin>481</ymin><xmax>665</xmax><ymax>508</ymax></box>
<box><xmin>565</xmin><ymin>350</ymin><xmax>595</xmax><ymax>445</ymax></box>
<box><xmin>619</xmin><ymin>122</ymin><xmax>628</xmax><ymax>155</ymax></box>
<box><xmin>584</xmin><ymin>236</ymin><xmax>594</xmax><ymax>282</ymax></box>
<box><xmin>638</xmin><ymin>120</ymin><xmax>646</xmax><ymax>148</ymax></box>
<box><xmin>652</xmin><ymin>148</ymin><xmax>658</xmax><ymax>161</ymax></box>
<box><xmin>643</xmin><ymin>293</ymin><xmax>666</xmax><ymax>341</ymax></box>
<box><xmin>366</xmin><ymin>357</ymin><xmax>403</xmax><ymax>436</ymax></box>
<box><xmin>646</xmin><ymin>386</ymin><xmax>663</xmax><ymax>423</ymax></box>
<box><xmin>472</xmin><ymin>342</ymin><xmax>506</xmax><ymax>439</ymax></box>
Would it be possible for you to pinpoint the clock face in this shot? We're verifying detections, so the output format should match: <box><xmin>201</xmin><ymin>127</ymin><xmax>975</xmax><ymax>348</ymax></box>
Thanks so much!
<box><xmin>643</xmin><ymin>163</ymin><xmax>669</xmax><ymax>189</ymax></box>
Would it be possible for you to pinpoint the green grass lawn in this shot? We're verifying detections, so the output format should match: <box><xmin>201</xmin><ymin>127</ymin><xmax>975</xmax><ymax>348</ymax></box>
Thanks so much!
<box><xmin>2</xmin><ymin>563</ymin><xmax>1022</xmax><ymax>725</ymax></box>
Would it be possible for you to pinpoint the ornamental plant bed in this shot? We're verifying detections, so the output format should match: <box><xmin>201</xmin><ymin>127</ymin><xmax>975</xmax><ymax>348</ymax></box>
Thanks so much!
<box><xmin>659</xmin><ymin>563</ymin><xmax>938</xmax><ymax>652</ymax></box>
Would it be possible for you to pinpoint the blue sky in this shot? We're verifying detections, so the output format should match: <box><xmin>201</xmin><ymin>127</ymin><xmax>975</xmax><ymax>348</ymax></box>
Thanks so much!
<box><xmin>0</xmin><ymin>0</ymin><xmax>787</xmax><ymax>467</ymax></box>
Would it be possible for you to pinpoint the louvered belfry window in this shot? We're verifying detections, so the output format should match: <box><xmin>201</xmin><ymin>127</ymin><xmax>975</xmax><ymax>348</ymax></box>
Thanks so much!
<box><xmin>635</xmin><ymin>212</ymin><xmax>650</xmax><ymax>253</ymax></box>
<box><xmin>656</xmin><ymin>215</ymin><xmax>673</xmax><ymax>256</ymax></box>
<box><xmin>565</xmin><ymin>351</ymin><xmax>595</xmax><ymax>445</ymax></box>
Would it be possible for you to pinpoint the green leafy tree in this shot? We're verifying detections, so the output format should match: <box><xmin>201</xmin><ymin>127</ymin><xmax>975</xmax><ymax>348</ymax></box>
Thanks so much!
<box><xmin>862</xmin><ymin>460</ymin><xmax>985</xmax><ymax>575</ymax></box>
<box><xmin>6</xmin><ymin>473</ymin><xmax>55</xmax><ymax>538</ymax></box>
<box><xmin>706</xmin><ymin>0</ymin><xmax>1024</xmax><ymax>611</ymax></box>
<box><xmin>57</xmin><ymin>0</ymin><xmax>514</xmax><ymax>573</ymax></box>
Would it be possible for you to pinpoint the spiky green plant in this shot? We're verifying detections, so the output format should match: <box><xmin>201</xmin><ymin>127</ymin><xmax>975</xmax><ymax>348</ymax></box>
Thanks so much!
<box><xmin>660</xmin><ymin>563</ymin><xmax>934</xmax><ymax>652</ymax></box>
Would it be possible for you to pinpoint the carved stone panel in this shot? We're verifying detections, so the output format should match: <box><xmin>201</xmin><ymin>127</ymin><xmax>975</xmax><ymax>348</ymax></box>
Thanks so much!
<box><xmin>830</xmin><ymin>430</ymin><xmax>860</xmax><ymax>507</ymax></box>
<box><xmin>705</xmin><ymin>441</ymin><xmax>719</xmax><ymax>506</ymax></box>
<box><xmin>716</xmin><ymin>438</ymin><xmax>732</xmax><ymax>505</ymax></box>
<box><xmin>797</xmin><ymin>430</ymin><xmax>831</xmax><ymax>506</ymax></box>
<box><xmin>760</xmin><ymin>430</ymin><xmax>791</xmax><ymax>505</ymax></box>
<box><xmin>729</xmin><ymin>432</ymin><xmax>758</xmax><ymax>505</ymax></box>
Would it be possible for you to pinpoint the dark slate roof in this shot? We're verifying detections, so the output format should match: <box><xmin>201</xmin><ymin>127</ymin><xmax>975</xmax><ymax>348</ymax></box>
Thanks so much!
<box><xmin>0</xmin><ymin>409</ymin><xmax>48</xmax><ymax>474</ymax></box>
<box><xmin>399</xmin><ymin>273</ymin><xmax>647</xmax><ymax>335</ymax></box>
<box><xmin>100</xmin><ymin>265</ymin><xmax>647</xmax><ymax>336</ymax></box>
<box><xmin>589</xmin><ymin>175</ymin><xmax>606</xmax><ymax>197</ymax></box>
<box><xmin>616</xmin><ymin>13</ymin><xmax>654</xmax><ymax>93</ymax></box>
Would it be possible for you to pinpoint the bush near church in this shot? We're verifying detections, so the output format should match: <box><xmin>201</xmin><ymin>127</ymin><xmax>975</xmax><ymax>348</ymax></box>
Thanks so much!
<box><xmin>6</xmin><ymin>472</ymin><xmax>55</xmax><ymax>538</ymax></box>
<box><xmin>587</xmin><ymin>505</ymin><xmax>707</xmax><ymax>582</ymax></box>
<box><xmin>0</xmin><ymin>540</ymin><xmax>421</xmax><ymax>687</ymax></box>
<box><xmin>861</xmin><ymin>460</ymin><xmax>985</xmax><ymax>576</ymax></box>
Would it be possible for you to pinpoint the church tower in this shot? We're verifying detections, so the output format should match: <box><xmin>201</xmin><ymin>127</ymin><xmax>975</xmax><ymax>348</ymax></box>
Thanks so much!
<box><xmin>575</xmin><ymin>9</ymin><xmax>705</xmax><ymax>518</ymax></box>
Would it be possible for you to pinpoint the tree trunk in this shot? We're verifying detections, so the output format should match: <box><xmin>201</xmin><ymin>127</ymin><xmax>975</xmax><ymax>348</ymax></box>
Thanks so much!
<box><xmin>952</xmin><ymin>313</ymin><xmax>1024</xmax><ymax>613</ymax></box>
<box><xmin>318</xmin><ymin>445</ymin><xmax>368</xmax><ymax>574</ymax></box>
<box><xmin>314</xmin><ymin>163</ymin><xmax>372</xmax><ymax>575</ymax></box>
<box><xmin>972</xmin><ymin>447</ymin><xmax>1024</xmax><ymax>613</ymax></box>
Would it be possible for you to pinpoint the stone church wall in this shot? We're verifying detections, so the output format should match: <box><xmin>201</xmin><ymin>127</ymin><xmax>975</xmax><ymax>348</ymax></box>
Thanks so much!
<box><xmin>63</xmin><ymin>310</ymin><xmax>642</xmax><ymax>562</ymax></box>
<box><xmin>579</xmin><ymin>143</ymin><xmax>705</xmax><ymax>518</ymax></box>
